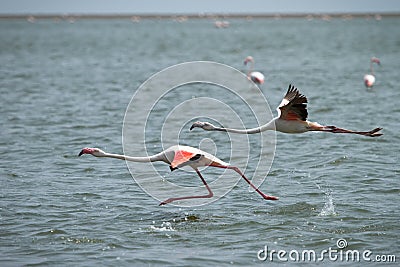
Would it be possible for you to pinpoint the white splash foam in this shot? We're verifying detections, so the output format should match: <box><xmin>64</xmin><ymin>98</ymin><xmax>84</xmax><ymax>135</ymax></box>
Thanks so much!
<box><xmin>150</xmin><ymin>221</ymin><xmax>175</xmax><ymax>232</ymax></box>
<box><xmin>319</xmin><ymin>190</ymin><xmax>337</xmax><ymax>216</ymax></box>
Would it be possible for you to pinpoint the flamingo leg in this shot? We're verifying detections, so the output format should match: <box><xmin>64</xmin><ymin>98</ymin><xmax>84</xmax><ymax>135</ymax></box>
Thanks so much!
<box><xmin>159</xmin><ymin>169</ymin><xmax>214</xmax><ymax>206</ymax></box>
<box><xmin>317</xmin><ymin>126</ymin><xmax>383</xmax><ymax>137</ymax></box>
<box><xmin>212</xmin><ymin>165</ymin><xmax>279</xmax><ymax>201</ymax></box>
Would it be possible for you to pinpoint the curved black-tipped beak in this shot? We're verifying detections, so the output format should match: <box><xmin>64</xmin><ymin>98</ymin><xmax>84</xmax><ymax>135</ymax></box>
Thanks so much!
<box><xmin>189</xmin><ymin>125</ymin><xmax>195</xmax><ymax>131</ymax></box>
<box><xmin>78</xmin><ymin>150</ymin><xmax>84</xmax><ymax>157</ymax></box>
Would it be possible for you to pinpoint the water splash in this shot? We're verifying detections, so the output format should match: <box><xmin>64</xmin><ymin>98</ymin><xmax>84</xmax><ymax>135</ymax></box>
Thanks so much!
<box><xmin>150</xmin><ymin>221</ymin><xmax>175</xmax><ymax>232</ymax></box>
<box><xmin>314</xmin><ymin>182</ymin><xmax>337</xmax><ymax>216</ymax></box>
<box><xmin>319</xmin><ymin>190</ymin><xmax>337</xmax><ymax>216</ymax></box>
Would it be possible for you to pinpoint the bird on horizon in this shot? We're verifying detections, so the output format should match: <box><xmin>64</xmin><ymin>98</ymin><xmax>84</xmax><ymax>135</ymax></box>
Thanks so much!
<box><xmin>244</xmin><ymin>56</ymin><xmax>265</xmax><ymax>85</ymax></box>
<box><xmin>78</xmin><ymin>145</ymin><xmax>279</xmax><ymax>206</ymax></box>
<box><xmin>364</xmin><ymin>57</ymin><xmax>381</xmax><ymax>88</ymax></box>
<box><xmin>190</xmin><ymin>84</ymin><xmax>382</xmax><ymax>137</ymax></box>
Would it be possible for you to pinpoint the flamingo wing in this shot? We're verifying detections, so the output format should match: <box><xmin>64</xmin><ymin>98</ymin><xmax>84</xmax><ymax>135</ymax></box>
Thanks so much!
<box><xmin>277</xmin><ymin>84</ymin><xmax>308</xmax><ymax>121</ymax></box>
<box><xmin>170</xmin><ymin>150</ymin><xmax>202</xmax><ymax>170</ymax></box>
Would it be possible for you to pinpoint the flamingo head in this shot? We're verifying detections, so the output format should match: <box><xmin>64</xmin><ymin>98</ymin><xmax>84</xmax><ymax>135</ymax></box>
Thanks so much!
<box><xmin>190</xmin><ymin>121</ymin><xmax>216</xmax><ymax>131</ymax></box>
<box><xmin>78</xmin><ymin>147</ymin><xmax>106</xmax><ymax>157</ymax></box>
<box><xmin>371</xmin><ymin>57</ymin><xmax>381</xmax><ymax>65</ymax></box>
<box><xmin>244</xmin><ymin>56</ymin><xmax>254</xmax><ymax>65</ymax></box>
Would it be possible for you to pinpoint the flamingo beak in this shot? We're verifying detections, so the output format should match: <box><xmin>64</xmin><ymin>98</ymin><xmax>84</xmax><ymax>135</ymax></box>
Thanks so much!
<box><xmin>190</xmin><ymin>122</ymin><xmax>199</xmax><ymax>130</ymax></box>
<box><xmin>78</xmin><ymin>147</ymin><xmax>93</xmax><ymax>156</ymax></box>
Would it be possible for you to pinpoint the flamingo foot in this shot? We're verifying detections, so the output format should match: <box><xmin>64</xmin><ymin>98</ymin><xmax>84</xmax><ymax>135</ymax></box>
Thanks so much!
<box><xmin>159</xmin><ymin>199</ymin><xmax>173</xmax><ymax>206</ymax></box>
<box><xmin>364</xmin><ymin>127</ymin><xmax>383</xmax><ymax>137</ymax></box>
<box><xmin>325</xmin><ymin>126</ymin><xmax>383</xmax><ymax>137</ymax></box>
<box><xmin>264</xmin><ymin>195</ymin><xmax>279</xmax><ymax>201</ymax></box>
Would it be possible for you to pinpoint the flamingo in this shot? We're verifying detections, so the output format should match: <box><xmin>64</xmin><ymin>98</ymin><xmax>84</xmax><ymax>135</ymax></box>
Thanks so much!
<box><xmin>214</xmin><ymin>20</ymin><xmax>230</xmax><ymax>28</ymax></box>
<box><xmin>244</xmin><ymin>56</ymin><xmax>265</xmax><ymax>85</ymax></box>
<box><xmin>190</xmin><ymin>84</ymin><xmax>382</xmax><ymax>137</ymax></box>
<box><xmin>78</xmin><ymin>145</ymin><xmax>279</xmax><ymax>205</ymax></box>
<box><xmin>364</xmin><ymin>57</ymin><xmax>381</xmax><ymax>88</ymax></box>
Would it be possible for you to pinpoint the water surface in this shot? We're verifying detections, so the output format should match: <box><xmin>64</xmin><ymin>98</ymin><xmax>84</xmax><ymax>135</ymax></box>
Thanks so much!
<box><xmin>0</xmin><ymin>17</ymin><xmax>399</xmax><ymax>266</ymax></box>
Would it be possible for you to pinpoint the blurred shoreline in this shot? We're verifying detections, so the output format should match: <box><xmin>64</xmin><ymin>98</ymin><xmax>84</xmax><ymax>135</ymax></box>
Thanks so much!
<box><xmin>1</xmin><ymin>12</ymin><xmax>399</xmax><ymax>20</ymax></box>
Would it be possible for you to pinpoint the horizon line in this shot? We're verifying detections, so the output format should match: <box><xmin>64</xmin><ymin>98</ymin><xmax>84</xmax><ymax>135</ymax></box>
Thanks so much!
<box><xmin>1</xmin><ymin>12</ymin><xmax>399</xmax><ymax>19</ymax></box>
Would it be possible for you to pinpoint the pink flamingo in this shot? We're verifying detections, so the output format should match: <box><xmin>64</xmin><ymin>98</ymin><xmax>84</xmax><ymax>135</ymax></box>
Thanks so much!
<box><xmin>244</xmin><ymin>56</ymin><xmax>265</xmax><ymax>85</ymax></box>
<box><xmin>190</xmin><ymin>84</ymin><xmax>382</xmax><ymax>137</ymax></box>
<box><xmin>364</xmin><ymin>57</ymin><xmax>381</xmax><ymax>88</ymax></box>
<box><xmin>78</xmin><ymin>145</ymin><xmax>278</xmax><ymax>205</ymax></box>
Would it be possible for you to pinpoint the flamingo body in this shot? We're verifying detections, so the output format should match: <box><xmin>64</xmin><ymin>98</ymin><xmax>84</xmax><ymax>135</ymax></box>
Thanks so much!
<box><xmin>364</xmin><ymin>74</ymin><xmax>375</xmax><ymax>88</ymax></box>
<box><xmin>79</xmin><ymin>145</ymin><xmax>278</xmax><ymax>205</ymax></box>
<box><xmin>249</xmin><ymin>71</ymin><xmax>265</xmax><ymax>84</ymax></box>
<box><xmin>166</xmin><ymin>145</ymin><xmax>228</xmax><ymax>170</ymax></box>
<box><xmin>190</xmin><ymin>84</ymin><xmax>382</xmax><ymax>137</ymax></box>
<box><xmin>273</xmin><ymin>118</ymin><xmax>309</xmax><ymax>134</ymax></box>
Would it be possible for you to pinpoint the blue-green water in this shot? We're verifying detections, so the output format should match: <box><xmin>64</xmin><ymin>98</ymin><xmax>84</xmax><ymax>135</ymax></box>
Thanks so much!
<box><xmin>1</xmin><ymin>17</ymin><xmax>399</xmax><ymax>266</ymax></box>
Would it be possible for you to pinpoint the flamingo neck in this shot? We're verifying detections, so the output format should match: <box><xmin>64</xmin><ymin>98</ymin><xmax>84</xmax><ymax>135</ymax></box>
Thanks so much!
<box><xmin>370</xmin><ymin>61</ymin><xmax>374</xmax><ymax>75</ymax></box>
<box><xmin>247</xmin><ymin>61</ymin><xmax>254</xmax><ymax>76</ymax></box>
<box><xmin>212</xmin><ymin>120</ymin><xmax>275</xmax><ymax>134</ymax></box>
<box><xmin>101</xmin><ymin>152</ymin><xmax>167</xmax><ymax>163</ymax></box>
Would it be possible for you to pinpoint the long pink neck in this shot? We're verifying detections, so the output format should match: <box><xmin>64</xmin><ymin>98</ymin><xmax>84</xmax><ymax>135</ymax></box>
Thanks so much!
<box><xmin>210</xmin><ymin>120</ymin><xmax>275</xmax><ymax>134</ymax></box>
<box><xmin>100</xmin><ymin>152</ymin><xmax>168</xmax><ymax>163</ymax></box>
<box><xmin>370</xmin><ymin>60</ymin><xmax>374</xmax><ymax>75</ymax></box>
<box><xmin>247</xmin><ymin>60</ymin><xmax>254</xmax><ymax>76</ymax></box>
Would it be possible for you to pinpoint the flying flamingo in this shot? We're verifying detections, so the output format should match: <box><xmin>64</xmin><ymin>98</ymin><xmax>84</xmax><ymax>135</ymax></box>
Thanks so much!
<box><xmin>190</xmin><ymin>84</ymin><xmax>382</xmax><ymax>137</ymax></box>
<box><xmin>78</xmin><ymin>145</ymin><xmax>278</xmax><ymax>205</ymax></box>
<box><xmin>364</xmin><ymin>57</ymin><xmax>381</xmax><ymax>88</ymax></box>
<box><xmin>244</xmin><ymin>56</ymin><xmax>265</xmax><ymax>85</ymax></box>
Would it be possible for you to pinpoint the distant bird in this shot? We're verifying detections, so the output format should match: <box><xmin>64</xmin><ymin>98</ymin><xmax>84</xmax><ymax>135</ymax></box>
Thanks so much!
<box><xmin>79</xmin><ymin>145</ymin><xmax>278</xmax><ymax>205</ymax></box>
<box><xmin>190</xmin><ymin>84</ymin><xmax>382</xmax><ymax>137</ymax></box>
<box><xmin>364</xmin><ymin>57</ymin><xmax>381</xmax><ymax>88</ymax></box>
<box><xmin>214</xmin><ymin>20</ymin><xmax>230</xmax><ymax>28</ymax></box>
<box><xmin>244</xmin><ymin>56</ymin><xmax>265</xmax><ymax>85</ymax></box>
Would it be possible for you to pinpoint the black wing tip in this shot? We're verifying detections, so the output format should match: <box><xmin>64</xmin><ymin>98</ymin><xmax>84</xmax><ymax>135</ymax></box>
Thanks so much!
<box><xmin>189</xmin><ymin>154</ymin><xmax>202</xmax><ymax>161</ymax></box>
<box><xmin>286</xmin><ymin>84</ymin><xmax>300</xmax><ymax>97</ymax></box>
<box><xmin>287</xmin><ymin>84</ymin><xmax>298</xmax><ymax>93</ymax></box>
<box><xmin>292</xmin><ymin>103</ymin><xmax>308</xmax><ymax>121</ymax></box>
<box><xmin>287</xmin><ymin>84</ymin><xmax>308</xmax><ymax>103</ymax></box>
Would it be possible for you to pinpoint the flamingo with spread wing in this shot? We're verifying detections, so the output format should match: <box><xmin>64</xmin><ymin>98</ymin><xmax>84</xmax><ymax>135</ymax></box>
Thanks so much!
<box><xmin>191</xmin><ymin>84</ymin><xmax>382</xmax><ymax>137</ymax></box>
